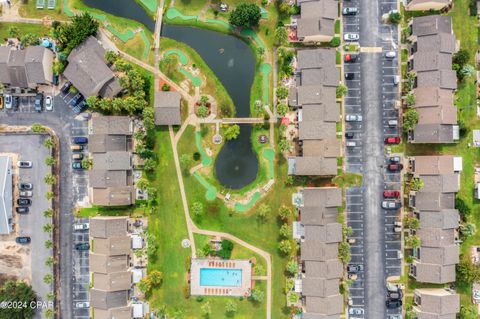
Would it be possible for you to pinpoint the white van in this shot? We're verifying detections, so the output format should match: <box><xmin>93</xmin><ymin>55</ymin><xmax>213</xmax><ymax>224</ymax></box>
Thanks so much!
<box><xmin>393</xmin><ymin>75</ymin><xmax>400</xmax><ymax>85</ymax></box>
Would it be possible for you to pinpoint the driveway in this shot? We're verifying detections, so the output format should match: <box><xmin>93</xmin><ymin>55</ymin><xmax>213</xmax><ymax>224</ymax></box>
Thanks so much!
<box><xmin>0</xmin><ymin>93</ymin><xmax>87</xmax><ymax>319</ymax></box>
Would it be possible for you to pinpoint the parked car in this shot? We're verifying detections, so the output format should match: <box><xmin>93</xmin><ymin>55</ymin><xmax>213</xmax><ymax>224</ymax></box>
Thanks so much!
<box><xmin>347</xmin><ymin>264</ymin><xmax>364</xmax><ymax>273</ymax></box>
<box><xmin>17</xmin><ymin>161</ymin><xmax>32</xmax><ymax>168</ymax></box>
<box><xmin>45</xmin><ymin>95</ymin><xmax>53</xmax><ymax>111</ymax></box>
<box><xmin>344</xmin><ymin>54</ymin><xmax>358</xmax><ymax>63</ymax></box>
<box><xmin>393</xmin><ymin>75</ymin><xmax>400</xmax><ymax>85</ymax></box>
<box><xmin>345</xmin><ymin>132</ymin><xmax>355</xmax><ymax>139</ymax></box>
<box><xmin>382</xmin><ymin>201</ymin><xmax>401</xmax><ymax>210</ymax></box>
<box><xmin>61</xmin><ymin>81</ymin><xmax>72</xmax><ymax>94</ymax></box>
<box><xmin>385</xmin><ymin>51</ymin><xmax>396</xmax><ymax>59</ymax></box>
<box><xmin>389</xmin><ymin>156</ymin><xmax>401</xmax><ymax>163</ymax></box>
<box><xmin>75</xmin><ymin>302</ymin><xmax>90</xmax><ymax>309</ymax></box>
<box><xmin>71</xmin><ymin>145</ymin><xmax>84</xmax><ymax>151</ymax></box>
<box><xmin>385</xmin><ymin>136</ymin><xmax>401</xmax><ymax>144</ymax></box>
<box><xmin>73</xmin><ymin>223</ymin><xmax>89</xmax><ymax>231</ymax></box>
<box><xmin>75</xmin><ymin>243</ymin><xmax>90</xmax><ymax>250</ymax></box>
<box><xmin>388</xmin><ymin>119</ymin><xmax>398</xmax><ymax>127</ymax></box>
<box><xmin>34</xmin><ymin>93</ymin><xmax>43</xmax><ymax>112</ymax></box>
<box><xmin>69</xmin><ymin>93</ymin><xmax>83</xmax><ymax>107</ymax></box>
<box><xmin>346</xmin><ymin>141</ymin><xmax>357</xmax><ymax>147</ymax></box>
<box><xmin>386</xmin><ymin>282</ymin><xmax>400</xmax><ymax>293</ymax></box>
<box><xmin>19</xmin><ymin>182</ymin><xmax>33</xmax><ymax>190</ymax></box>
<box><xmin>387</xmin><ymin>163</ymin><xmax>403</xmax><ymax>172</ymax></box>
<box><xmin>0</xmin><ymin>96</ymin><xmax>3</xmax><ymax>109</ymax></box>
<box><xmin>15</xmin><ymin>237</ymin><xmax>31</xmax><ymax>244</ymax></box>
<box><xmin>72</xmin><ymin>162</ymin><xmax>83</xmax><ymax>169</ymax></box>
<box><xmin>73</xmin><ymin>137</ymin><xmax>88</xmax><ymax>144</ymax></box>
<box><xmin>16</xmin><ymin>207</ymin><xmax>29</xmax><ymax>214</ymax></box>
<box><xmin>52</xmin><ymin>74</ymin><xmax>59</xmax><ymax>86</ymax></box>
<box><xmin>17</xmin><ymin>198</ymin><xmax>32</xmax><ymax>206</ymax></box>
<box><xmin>72</xmin><ymin>153</ymin><xmax>84</xmax><ymax>160</ymax></box>
<box><xmin>387</xmin><ymin>290</ymin><xmax>403</xmax><ymax>300</ymax></box>
<box><xmin>383</xmin><ymin>190</ymin><xmax>400</xmax><ymax>198</ymax></box>
<box><xmin>19</xmin><ymin>191</ymin><xmax>33</xmax><ymax>197</ymax></box>
<box><xmin>348</xmin><ymin>308</ymin><xmax>364</xmax><ymax>315</ymax></box>
<box><xmin>345</xmin><ymin>114</ymin><xmax>363</xmax><ymax>122</ymax></box>
<box><xmin>345</xmin><ymin>72</ymin><xmax>355</xmax><ymax>80</ymax></box>
<box><xmin>344</xmin><ymin>33</ymin><xmax>360</xmax><ymax>41</ymax></box>
<box><xmin>12</xmin><ymin>96</ymin><xmax>19</xmax><ymax>109</ymax></box>
<box><xmin>386</xmin><ymin>299</ymin><xmax>402</xmax><ymax>308</ymax></box>
<box><xmin>342</xmin><ymin>7</ymin><xmax>358</xmax><ymax>15</ymax></box>
<box><xmin>5</xmin><ymin>94</ymin><xmax>12</xmax><ymax>109</ymax></box>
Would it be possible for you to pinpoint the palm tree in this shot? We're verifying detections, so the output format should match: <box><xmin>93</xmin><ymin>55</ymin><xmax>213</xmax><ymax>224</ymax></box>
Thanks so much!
<box><xmin>45</xmin><ymin>240</ymin><xmax>53</xmax><ymax>249</ymax></box>
<box><xmin>43</xmin><ymin>273</ymin><xmax>53</xmax><ymax>284</ymax></box>
<box><xmin>43</xmin><ymin>223</ymin><xmax>53</xmax><ymax>234</ymax></box>
<box><xmin>43</xmin><ymin>209</ymin><xmax>53</xmax><ymax>218</ymax></box>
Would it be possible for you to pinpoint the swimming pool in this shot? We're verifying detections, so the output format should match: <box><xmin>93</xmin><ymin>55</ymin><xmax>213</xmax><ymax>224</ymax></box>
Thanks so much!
<box><xmin>200</xmin><ymin>268</ymin><xmax>242</xmax><ymax>287</ymax></box>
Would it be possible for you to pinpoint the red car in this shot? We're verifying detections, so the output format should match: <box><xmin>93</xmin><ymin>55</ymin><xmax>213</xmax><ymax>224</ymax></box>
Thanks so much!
<box><xmin>387</xmin><ymin>164</ymin><xmax>404</xmax><ymax>172</ymax></box>
<box><xmin>385</xmin><ymin>136</ymin><xmax>401</xmax><ymax>144</ymax></box>
<box><xmin>383</xmin><ymin>190</ymin><xmax>400</xmax><ymax>198</ymax></box>
<box><xmin>344</xmin><ymin>54</ymin><xmax>358</xmax><ymax>63</ymax></box>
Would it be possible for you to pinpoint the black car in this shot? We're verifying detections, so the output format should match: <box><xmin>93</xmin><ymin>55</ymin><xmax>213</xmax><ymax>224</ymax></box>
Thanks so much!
<box><xmin>34</xmin><ymin>93</ymin><xmax>43</xmax><ymax>112</ymax></box>
<box><xmin>345</xmin><ymin>73</ymin><xmax>355</xmax><ymax>80</ymax></box>
<box><xmin>345</xmin><ymin>132</ymin><xmax>354</xmax><ymax>139</ymax></box>
<box><xmin>16</xmin><ymin>237</ymin><xmax>31</xmax><ymax>244</ymax></box>
<box><xmin>61</xmin><ymin>81</ymin><xmax>72</xmax><ymax>94</ymax></box>
<box><xmin>17</xmin><ymin>198</ymin><xmax>32</xmax><ymax>206</ymax></box>
<box><xmin>386</xmin><ymin>299</ymin><xmax>402</xmax><ymax>308</ymax></box>
<box><xmin>19</xmin><ymin>182</ymin><xmax>33</xmax><ymax>190</ymax></box>
<box><xmin>75</xmin><ymin>243</ymin><xmax>90</xmax><ymax>250</ymax></box>
<box><xmin>12</xmin><ymin>96</ymin><xmax>19</xmax><ymax>109</ymax></box>
<box><xmin>16</xmin><ymin>207</ymin><xmax>29</xmax><ymax>214</ymax></box>
<box><xmin>69</xmin><ymin>93</ymin><xmax>84</xmax><ymax>107</ymax></box>
<box><xmin>347</xmin><ymin>264</ymin><xmax>364</xmax><ymax>273</ymax></box>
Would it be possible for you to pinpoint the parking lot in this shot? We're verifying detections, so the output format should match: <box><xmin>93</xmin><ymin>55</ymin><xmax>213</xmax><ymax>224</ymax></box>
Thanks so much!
<box><xmin>72</xmin><ymin>217</ymin><xmax>90</xmax><ymax>319</ymax></box>
<box><xmin>0</xmin><ymin>135</ymin><xmax>54</xmax><ymax>318</ymax></box>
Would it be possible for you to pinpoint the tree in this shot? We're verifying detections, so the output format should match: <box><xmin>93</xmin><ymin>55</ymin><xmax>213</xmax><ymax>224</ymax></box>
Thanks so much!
<box><xmin>457</xmin><ymin>258</ymin><xmax>480</xmax><ymax>284</ymax></box>
<box><xmin>191</xmin><ymin>202</ymin><xmax>204</xmax><ymax>218</ymax></box>
<box><xmin>105</xmin><ymin>50</ymin><xmax>119</xmax><ymax>65</ymax></box>
<box><xmin>278</xmin><ymin>206</ymin><xmax>291</xmax><ymax>221</ymax></box>
<box><xmin>43</xmin><ymin>274</ymin><xmax>53</xmax><ymax>285</ymax></box>
<box><xmin>257</xmin><ymin>204</ymin><xmax>270</xmax><ymax>222</ymax></box>
<box><xmin>45</xmin><ymin>256</ymin><xmax>54</xmax><ymax>267</ymax></box>
<box><xmin>338</xmin><ymin>242</ymin><xmax>351</xmax><ymax>264</ymax></box>
<box><xmin>43</xmin><ymin>209</ymin><xmax>53</xmax><ymax>218</ymax></box>
<box><xmin>20</xmin><ymin>33</ymin><xmax>40</xmax><ymax>46</ymax></box>
<box><xmin>278</xmin><ymin>2</ymin><xmax>292</xmax><ymax>16</ymax></box>
<box><xmin>456</xmin><ymin>197</ymin><xmax>472</xmax><ymax>218</ymax></box>
<box><xmin>143</xmin><ymin>158</ymin><xmax>156</xmax><ymax>171</ymax></box>
<box><xmin>217</xmin><ymin>240</ymin><xmax>234</xmax><ymax>259</ymax></box>
<box><xmin>225</xmin><ymin>300</ymin><xmax>238</xmax><ymax>315</ymax></box>
<box><xmin>179</xmin><ymin>154</ymin><xmax>192</xmax><ymax>175</ymax></box>
<box><xmin>286</xmin><ymin>259</ymin><xmax>298</xmax><ymax>275</ymax></box>
<box><xmin>82</xmin><ymin>158</ymin><xmax>93</xmax><ymax>170</ymax></box>
<box><xmin>53</xmin><ymin>13</ymin><xmax>99</xmax><ymax>53</ymax></box>
<box><xmin>31</xmin><ymin>123</ymin><xmax>46</xmax><ymax>133</ymax></box>
<box><xmin>254</xmin><ymin>263</ymin><xmax>264</xmax><ymax>275</ymax></box>
<box><xmin>453</xmin><ymin>49</ymin><xmax>470</xmax><ymax>67</ymax></box>
<box><xmin>276</xmin><ymin>103</ymin><xmax>289</xmax><ymax>116</ymax></box>
<box><xmin>8</xmin><ymin>26</ymin><xmax>19</xmax><ymax>38</ymax></box>
<box><xmin>43</xmin><ymin>223</ymin><xmax>53</xmax><ymax>233</ymax></box>
<box><xmin>274</xmin><ymin>26</ymin><xmax>288</xmax><ymax>46</ymax></box>
<box><xmin>197</xmin><ymin>105</ymin><xmax>209</xmax><ymax>118</ymax></box>
<box><xmin>336</xmin><ymin>84</ymin><xmax>347</xmax><ymax>98</ymax></box>
<box><xmin>257</xmin><ymin>47</ymin><xmax>265</xmax><ymax>56</ymax></box>
<box><xmin>43</xmin><ymin>137</ymin><xmax>54</xmax><ymax>149</ymax></box>
<box><xmin>278</xmin><ymin>240</ymin><xmax>292</xmax><ymax>255</ymax></box>
<box><xmin>460</xmin><ymin>223</ymin><xmax>476</xmax><ymax>238</ymax></box>
<box><xmin>404</xmin><ymin>93</ymin><xmax>415</xmax><ymax>106</ymax></box>
<box><xmin>44</xmin><ymin>309</ymin><xmax>54</xmax><ymax>319</ymax></box>
<box><xmin>148</xmin><ymin>270</ymin><xmax>163</xmax><ymax>287</ymax></box>
<box><xmin>143</xmin><ymin>107</ymin><xmax>156</xmax><ymax>131</ymax></box>
<box><xmin>45</xmin><ymin>240</ymin><xmax>53</xmax><ymax>249</ymax></box>
<box><xmin>44</xmin><ymin>174</ymin><xmax>55</xmax><ymax>185</ymax></box>
<box><xmin>276</xmin><ymin>86</ymin><xmax>289</xmax><ymax>99</ymax></box>
<box><xmin>278</xmin><ymin>138</ymin><xmax>290</xmax><ymax>153</ymax></box>
<box><xmin>46</xmin><ymin>292</ymin><xmax>54</xmax><ymax>301</ymax></box>
<box><xmin>201</xmin><ymin>301</ymin><xmax>211</xmax><ymax>317</ymax></box>
<box><xmin>403</xmin><ymin>109</ymin><xmax>419</xmax><ymax>131</ymax></box>
<box><xmin>229</xmin><ymin>3</ymin><xmax>261</xmax><ymax>28</ymax></box>
<box><xmin>388</xmin><ymin>12</ymin><xmax>401</xmax><ymax>24</ymax></box>
<box><xmin>136</xmin><ymin>177</ymin><xmax>149</xmax><ymax>191</ymax></box>
<box><xmin>0</xmin><ymin>281</ymin><xmax>37</xmax><ymax>319</ymax></box>
<box><xmin>405</xmin><ymin>235</ymin><xmax>420</xmax><ymax>248</ymax></box>
<box><xmin>279</xmin><ymin>223</ymin><xmax>291</xmax><ymax>238</ymax></box>
<box><xmin>45</xmin><ymin>192</ymin><xmax>54</xmax><ymax>200</ymax></box>
<box><xmin>410</xmin><ymin>177</ymin><xmax>424</xmax><ymax>191</ymax></box>
<box><xmin>224</xmin><ymin>124</ymin><xmax>240</xmax><ymax>140</ymax></box>
<box><xmin>45</xmin><ymin>156</ymin><xmax>55</xmax><ymax>166</ymax></box>
<box><xmin>403</xmin><ymin>216</ymin><xmax>419</xmax><ymax>230</ymax></box>
<box><xmin>250</xmin><ymin>288</ymin><xmax>264</xmax><ymax>303</ymax></box>
<box><xmin>329</xmin><ymin>37</ymin><xmax>341</xmax><ymax>47</ymax></box>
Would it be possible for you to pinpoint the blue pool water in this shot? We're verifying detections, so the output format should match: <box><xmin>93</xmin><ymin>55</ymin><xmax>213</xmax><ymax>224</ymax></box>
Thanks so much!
<box><xmin>200</xmin><ymin>268</ymin><xmax>242</xmax><ymax>287</ymax></box>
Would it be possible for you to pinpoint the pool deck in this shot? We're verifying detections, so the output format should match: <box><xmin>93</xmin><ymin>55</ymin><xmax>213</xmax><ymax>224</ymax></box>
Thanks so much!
<box><xmin>190</xmin><ymin>258</ymin><xmax>252</xmax><ymax>297</ymax></box>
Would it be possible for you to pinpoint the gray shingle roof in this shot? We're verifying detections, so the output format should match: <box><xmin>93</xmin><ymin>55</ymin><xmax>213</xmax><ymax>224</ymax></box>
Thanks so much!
<box><xmin>302</xmin><ymin>187</ymin><xmax>342</xmax><ymax>208</ymax></box>
<box><xmin>89</xmin><ymin>170</ymin><xmax>129</xmax><ymax>188</ymax></box>
<box><xmin>297</xmin><ymin>17</ymin><xmax>335</xmax><ymax>39</ymax></box>
<box><xmin>94</xmin><ymin>236</ymin><xmax>131</xmax><ymax>256</ymax></box>
<box><xmin>94</xmin><ymin>271</ymin><xmax>132</xmax><ymax>292</ymax></box>
<box><xmin>94</xmin><ymin>307</ymin><xmax>132</xmax><ymax>319</ymax></box>
<box><xmin>91</xmin><ymin>186</ymin><xmax>135</xmax><ymax>206</ymax></box>
<box><xmin>304</xmin><ymin>224</ymin><xmax>343</xmax><ymax>243</ymax></box>
<box><xmin>414</xmin><ymin>289</ymin><xmax>460</xmax><ymax>316</ymax></box>
<box><xmin>416</xmin><ymin>69</ymin><xmax>457</xmax><ymax>90</ymax></box>
<box><xmin>417</xmin><ymin>245</ymin><xmax>459</xmax><ymax>266</ymax></box>
<box><xmin>305</xmin><ymin>295</ymin><xmax>344</xmax><ymax>315</ymax></box>
<box><xmin>414</xmin><ymin>191</ymin><xmax>455</xmax><ymax>211</ymax></box>
<box><xmin>89</xmin><ymin>134</ymin><xmax>128</xmax><ymax>153</ymax></box>
<box><xmin>416</xmin><ymin>33</ymin><xmax>456</xmax><ymax>54</ymax></box>
<box><xmin>92</xmin><ymin>152</ymin><xmax>131</xmax><ymax>171</ymax></box>
<box><xmin>417</xmin><ymin>228</ymin><xmax>455</xmax><ymax>247</ymax></box>
<box><xmin>90</xmin><ymin>289</ymin><xmax>128</xmax><ymax>310</ymax></box>
<box><xmin>419</xmin><ymin>210</ymin><xmax>459</xmax><ymax>229</ymax></box>
<box><xmin>300</xmin><ymin>206</ymin><xmax>339</xmax><ymax>225</ymax></box>
<box><xmin>297</xmin><ymin>49</ymin><xmax>336</xmax><ymax>69</ymax></box>
<box><xmin>411</xmin><ymin>155</ymin><xmax>458</xmax><ymax>175</ymax></box>
<box><xmin>90</xmin><ymin>217</ymin><xmax>128</xmax><ymax>238</ymax></box>
<box><xmin>154</xmin><ymin>91</ymin><xmax>181</xmax><ymax>125</ymax></box>
<box><xmin>290</xmin><ymin>156</ymin><xmax>338</xmax><ymax>176</ymax></box>
<box><xmin>304</xmin><ymin>260</ymin><xmax>343</xmax><ymax>279</ymax></box>
<box><xmin>412</xmin><ymin>123</ymin><xmax>456</xmax><ymax>143</ymax></box>
<box><xmin>412</xmin><ymin>52</ymin><xmax>452</xmax><ymax>72</ymax></box>
<box><xmin>301</xmin><ymin>68</ymin><xmax>339</xmax><ymax>87</ymax></box>
<box><xmin>24</xmin><ymin>46</ymin><xmax>53</xmax><ymax>84</ymax></box>
<box><xmin>299</xmin><ymin>121</ymin><xmax>337</xmax><ymax>140</ymax></box>
<box><xmin>421</xmin><ymin>174</ymin><xmax>460</xmax><ymax>193</ymax></box>
<box><xmin>302</xmin><ymin>139</ymin><xmax>341</xmax><ymax>158</ymax></box>
<box><xmin>413</xmin><ymin>261</ymin><xmax>456</xmax><ymax>284</ymax></box>
<box><xmin>301</xmin><ymin>241</ymin><xmax>338</xmax><ymax>261</ymax></box>
<box><xmin>90</xmin><ymin>254</ymin><xmax>128</xmax><ymax>274</ymax></box>
<box><xmin>302</xmin><ymin>278</ymin><xmax>340</xmax><ymax>297</ymax></box>
<box><xmin>90</xmin><ymin>115</ymin><xmax>132</xmax><ymax>135</ymax></box>
<box><xmin>300</xmin><ymin>104</ymin><xmax>340</xmax><ymax>123</ymax></box>
<box><xmin>412</xmin><ymin>15</ymin><xmax>453</xmax><ymax>37</ymax></box>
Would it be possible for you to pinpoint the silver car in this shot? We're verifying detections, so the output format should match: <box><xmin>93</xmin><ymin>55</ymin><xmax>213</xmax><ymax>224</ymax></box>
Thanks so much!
<box><xmin>345</xmin><ymin>114</ymin><xmax>363</xmax><ymax>122</ymax></box>
<box><xmin>19</xmin><ymin>191</ymin><xmax>33</xmax><ymax>197</ymax></box>
<box><xmin>344</xmin><ymin>33</ymin><xmax>360</xmax><ymax>41</ymax></box>
<box><xmin>385</xmin><ymin>51</ymin><xmax>396</xmax><ymax>59</ymax></box>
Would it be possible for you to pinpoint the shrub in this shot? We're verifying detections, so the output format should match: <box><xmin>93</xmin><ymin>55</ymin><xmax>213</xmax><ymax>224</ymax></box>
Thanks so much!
<box><xmin>276</xmin><ymin>103</ymin><xmax>289</xmax><ymax>116</ymax></box>
<box><xmin>329</xmin><ymin>37</ymin><xmax>341</xmax><ymax>47</ymax></box>
<box><xmin>229</xmin><ymin>3</ymin><xmax>261</xmax><ymax>28</ymax></box>
<box><xmin>193</xmin><ymin>152</ymin><xmax>201</xmax><ymax>161</ymax></box>
<box><xmin>276</xmin><ymin>86</ymin><xmax>289</xmax><ymax>100</ymax></box>
<box><xmin>217</xmin><ymin>240</ymin><xmax>234</xmax><ymax>259</ymax></box>
<box><xmin>403</xmin><ymin>109</ymin><xmax>419</xmax><ymax>131</ymax></box>
<box><xmin>455</xmin><ymin>197</ymin><xmax>471</xmax><ymax>218</ymax></box>
<box><xmin>388</xmin><ymin>12</ymin><xmax>401</xmax><ymax>24</ymax></box>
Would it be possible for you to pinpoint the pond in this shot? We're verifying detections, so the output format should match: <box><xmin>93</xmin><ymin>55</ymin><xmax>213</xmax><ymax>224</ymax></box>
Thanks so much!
<box><xmin>162</xmin><ymin>25</ymin><xmax>259</xmax><ymax>190</ymax></box>
<box><xmin>82</xmin><ymin>0</ymin><xmax>155</xmax><ymax>31</ymax></box>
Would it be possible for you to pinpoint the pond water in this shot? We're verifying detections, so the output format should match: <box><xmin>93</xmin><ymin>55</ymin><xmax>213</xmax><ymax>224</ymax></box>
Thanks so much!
<box><xmin>82</xmin><ymin>0</ymin><xmax>155</xmax><ymax>31</ymax></box>
<box><xmin>162</xmin><ymin>25</ymin><xmax>259</xmax><ymax>189</ymax></box>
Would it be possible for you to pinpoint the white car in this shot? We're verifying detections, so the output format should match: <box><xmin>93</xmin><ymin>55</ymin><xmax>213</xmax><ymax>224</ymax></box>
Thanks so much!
<box><xmin>73</xmin><ymin>223</ymin><xmax>89</xmax><ymax>231</ymax></box>
<box><xmin>19</xmin><ymin>191</ymin><xmax>33</xmax><ymax>197</ymax></box>
<box><xmin>346</xmin><ymin>141</ymin><xmax>357</xmax><ymax>147</ymax></box>
<box><xmin>4</xmin><ymin>95</ymin><xmax>12</xmax><ymax>109</ymax></box>
<box><xmin>345</xmin><ymin>114</ymin><xmax>363</xmax><ymax>122</ymax></box>
<box><xmin>75</xmin><ymin>302</ymin><xmax>90</xmax><ymax>309</ymax></box>
<box><xmin>45</xmin><ymin>95</ymin><xmax>53</xmax><ymax>111</ymax></box>
<box><xmin>385</xmin><ymin>51</ymin><xmax>396</xmax><ymax>59</ymax></box>
<box><xmin>388</xmin><ymin>119</ymin><xmax>398</xmax><ymax>127</ymax></box>
<box><xmin>393</xmin><ymin>75</ymin><xmax>400</xmax><ymax>85</ymax></box>
<box><xmin>344</xmin><ymin>33</ymin><xmax>360</xmax><ymax>41</ymax></box>
<box><xmin>349</xmin><ymin>308</ymin><xmax>365</xmax><ymax>315</ymax></box>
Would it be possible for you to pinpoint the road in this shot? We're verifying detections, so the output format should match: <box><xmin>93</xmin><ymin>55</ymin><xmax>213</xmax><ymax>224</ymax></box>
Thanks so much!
<box><xmin>343</xmin><ymin>0</ymin><xmax>401</xmax><ymax>316</ymax></box>
<box><xmin>0</xmin><ymin>97</ymin><xmax>79</xmax><ymax>319</ymax></box>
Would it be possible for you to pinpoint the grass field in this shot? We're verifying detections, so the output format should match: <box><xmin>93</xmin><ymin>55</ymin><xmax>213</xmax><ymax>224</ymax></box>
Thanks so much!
<box><xmin>0</xmin><ymin>22</ymin><xmax>51</xmax><ymax>40</ymax></box>
<box><xmin>18</xmin><ymin>0</ymin><xmax>66</xmax><ymax>20</ymax></box>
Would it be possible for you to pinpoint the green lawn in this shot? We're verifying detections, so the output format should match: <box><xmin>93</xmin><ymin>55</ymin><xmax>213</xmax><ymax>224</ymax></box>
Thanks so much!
<box><xmin>0</xmin><ymin>22</ymin><xmax>51</xmax><ymax>40</ymax></box>
<box><xmin>148</xmin><ymin>128</ymin><xmax>269</xmax><ymax>318</ymax></box>
<box><xmin>18</xmin><ymin>1</ymin><xmax>67</xmax><ymax>20</ymax></box>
